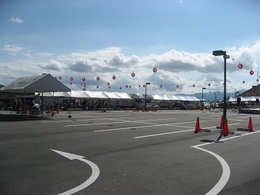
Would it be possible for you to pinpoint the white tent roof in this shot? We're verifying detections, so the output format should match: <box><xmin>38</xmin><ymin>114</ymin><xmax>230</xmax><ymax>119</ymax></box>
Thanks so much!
<box><xmin>153</xmin><ymin>94</ymin><xmax>199</xmax><ymax>101</ymax></box>
<box><xmin>41</xmin><ymin>92</ymin><xmax>53</xmax><ymax>97</ymax></box>
<box><xmin>85</xmin><ymin>91</ymin><xmax>108</xmax><ymax>99</ymax></box>
<box><xmin>115</xmin><ymin>92</ymin><xmax>132</xmax><ymax>99</ymax></box>
<box><xmin>130</xmin><ymin>93</ymin><xmax>144</xmax><ymax>98</ymax></box>
<box><xmin>162</xmin><ymin>94</ymin><xmax>171</xmax><ymax>100</ymax></box>
<box><xmin>40</xmin><ymin>91</ymin><xmax>70</xmax><ymax>97</ymax></box>
<box><xmin>185</xmin><ymin>96</ymin><xmax>200</xmax><ymax>101</ymax></box>
<box><xmin>35</xmin><ymin>89</ymin><xmax>199</xmax><ymax>101</ymax></box>
<box><xmin>70</xmin><ymin>90</ymin><xmax>90</xmax><ymax>98</ymax></box>
<box><xmin>103</xmin><ymin>91</ymin><xmax>121</xmax><ymax>99</ymax></box>
<box><xmin>229</xmin><ymin>96</ymin><xmax>260</xmax><ymax>102</ymax></box>
<box><xmin>153</xmin><ymin>94</ymin><xmax>164</xmax><ymax>100</ymax></box>
<box><xmin>55</xmin><ymin>91</ymin><xmax>71</xmax><ymax>97</ymax></box>
<box><xmin>168</xmin><ymin>95</ymin><xmax>179</xmax><ymax>100</ymax></box>
<box><xmin>153</xmin><ymin>94</ymin><xmax>171</xmax><ymax>100</ymax></box>
<box><xmin>1</xmin><ymin>74</ymin><xmax>71</xmax><ymax>93</ymax></box>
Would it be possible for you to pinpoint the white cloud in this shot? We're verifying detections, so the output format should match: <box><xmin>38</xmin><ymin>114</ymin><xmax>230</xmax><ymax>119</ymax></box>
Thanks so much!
<box><xmin>9</xmin><ymin>17</ymin><xmax>24</xmax><ymax>24</ymax></box>
<box><xmin>1</xmin><ymin>40</ymin><xmax>260</xmax><ymax>96</ymax></box>
<box><xmin>40</xmin><ymin>59</ymin><xmax>66</xmax><ymax>71</ymax></box>
<box><xmin>2</xmin><ymin>44</ymin><xmax>24</xmax><ymax>55</ymax></box>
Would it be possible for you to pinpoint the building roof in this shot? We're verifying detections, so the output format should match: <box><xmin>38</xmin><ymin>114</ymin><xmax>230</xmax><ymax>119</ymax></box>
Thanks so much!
<box><xmin>0</xmin><ymin>74</ymin><xmax>71</xmax><ymax>93</ymax></box>
<box><xmin>241</xmin><ymin>84</ymin><xmax>260</xmax><ymax>96</ymax></box>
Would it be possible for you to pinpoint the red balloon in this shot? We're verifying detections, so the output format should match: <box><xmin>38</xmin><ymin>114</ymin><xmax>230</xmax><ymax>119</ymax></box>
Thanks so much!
<box><xmin>70</xmin><ymin>77</ymin><xmax>73</xmax><ymax>81</ymax></box>
<box><xmin>96</xmin><ymin>76</ymin><xmax>100</xmax><ymax>81</ymax></box>
<box><xmin>119</xmin><ymin>87</ymin><xmax>122</xmax><ymax>90</ymax></box>
<box><xmin>176</xmin><ymin>85</ymin><xmax>179</xmax><ymax>88</ymax></box>
<box><xmin>153</xmin><ymin>67</ymin><xmax>157</xmax><ymax>73</ymax></box>
<box><xmin>107</xmin><ymin>82</ymin><xmax>110</xmax><ymax>86</ymax></box>
<box><xmin>131</xmin><ymin>72</ymin><xmax>135</xmax><ymax>77</ymax></box>
<box><xmin>243</xmin><ymin>80</ymin><xmax>245</xmax><ymax>84</ymax></box>
<box><xmin>125</xmin><ymin>85</ymin><xmax>128</xmax><ymax>88</ymax></box>
<box><xmin>70</xmin><ymin>81</ymin><xmax>73</xmax><ymax>85</ymax></box>
<box><xmin>208</xmin><ymin>83</ymin><xmax>211</xmax><ymax>87</ymax></box>
<box><xmin>59</xmin><ymin>76</ymin><xmax>62</xmax><ymax>80</ymax></box>
<box><xmin>96</xmin><ymin>85</ymin><xmax>99</xmax><ymax>88</ymax></box>
<box><xmin>238</xmin><ymin>63</ymin><xmax>243</xmax><ymax>69</ymax></box>
<box><xmin>139</xmin><ymin>85</ymin><xmax>141</xmax><ymax>88</ymax></box>
<box><xmin>160</xmin><ymin>84</ymin><xmax>163</xmax><ymax>88</ymax></box>
<box><xmin>192</xmin><ymin>84</ymin><xmax>195</xmax><ymax>87</ymax></box>
<box><xmin>112</xmin><ymin>75</ymin><xmax>116</xmax><ymax>80</ymax></box>
<box><xmin>250</xmin><ymin>70</ymin><xmax>254</xmax><ymax>75</ymax></box>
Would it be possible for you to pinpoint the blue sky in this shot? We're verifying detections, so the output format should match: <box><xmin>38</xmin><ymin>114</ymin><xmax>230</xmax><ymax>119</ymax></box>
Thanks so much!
<box><xmin>1</xmin><ymin>0</ymin><xmax>260</xmax><ymax>97</ymax></box>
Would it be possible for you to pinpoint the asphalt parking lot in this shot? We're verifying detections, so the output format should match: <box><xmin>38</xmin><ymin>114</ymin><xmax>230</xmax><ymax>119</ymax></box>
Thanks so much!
<box><xmin>1</xmin><ymin>109</ymin><xmax>260</xmax><ymax>195</ymax></box>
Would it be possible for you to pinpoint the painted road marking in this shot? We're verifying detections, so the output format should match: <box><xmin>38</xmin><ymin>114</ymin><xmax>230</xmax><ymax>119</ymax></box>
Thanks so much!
<box><xmin>134</xmin><ymin>123</ymin><xmax>240</xmax><ymax>139</ymax></box>
<box><xmin>135</xmin><ymin>129</ymin><xmax>194</xmax><ymax>139</ymax></box>
<box><xmin>191</xmin><ymin>145</ymin><xmax>230</xmax><ymax>195</ymax></box>
<box><xmin>65</xmin><ymin>121</ymin><xmax>137</xmax><ymax>127</ymax></box>
<box><xmin>51</xmin><ymin>149</ymin><xmax>100</xmax><ymax>195</ymax></box>
<box><xmin>191</xmin><ymin>130</ymin><xmax>260</xmax><ymax>194</ymax></box>
<box><xmin>134</xmin><ymin>125</ymin><xmax>217</xmax><ymax>139</ymax></box>
<box><xmin>94</xmin><ymin>124</ymin><xmax>167</xmax><ymax>132</ymax></box>
<box><xmin>64</xmin><ymin>117</ymin><xmax>170</xmax><ymax>127</ymax></box>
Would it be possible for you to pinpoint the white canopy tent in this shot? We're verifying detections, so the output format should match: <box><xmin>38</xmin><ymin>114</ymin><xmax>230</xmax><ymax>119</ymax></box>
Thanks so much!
<box><xmin>153</xmin><ymin>94</ymin><xmax>199</xmax><ymax>101</ymax></box>
<box><xmin>116</xmin><ymin>92</ymin><xmax>132</xmax><ymax>99</ymax></box>
<box><xmin>229</xmin><ymin>96</ymin><xmax>260</xmax><ymax>102</ymax></box>
<box><xmin>41</xmin><ymin>91</ymin><xmax>70</xmax><ymax>98</ymax></box>
<box><xmin>85</xmin><ymin>91</ymin><xmax>108</xmax><ymax>99</ymax></box>
<box><xmin>1</xmin><ymin>74</ymin><xmax>71</xmax><ymax>93</ymax></box>
<box><xmin>103</xmin><ymin>92</ymin><xmax>121</xmax><ymax>99</ymax></box>
<box><xmin>70</xmin><ymin>90</ymin><xmax>90</xmax><ymax>98</ymax></box>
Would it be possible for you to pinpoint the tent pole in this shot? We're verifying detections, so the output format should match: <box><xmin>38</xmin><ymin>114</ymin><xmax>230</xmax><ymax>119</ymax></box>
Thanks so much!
<box><xmin>41</xmin><ymin>93</ymin><xmax>44</xmax><ymax>113</ymax></box>
<box><xmin>52</xmin><ymin>91</ymin><xmax>55</xmax><ymax>117</ymax></box>
<box><xmin>68</xmin><ymin>91</ymin><xmax>72</xmax><ymax>118</ymax></box>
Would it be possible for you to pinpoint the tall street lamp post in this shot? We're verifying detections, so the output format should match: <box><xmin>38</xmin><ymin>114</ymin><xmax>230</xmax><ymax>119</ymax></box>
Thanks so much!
<box><xmin>144</xmin><ymin>82</ymin><xmax>150</xmax><ymax>111</ymax></box>
<box><xmin>202</xmin><ymin>87</ymin><xmax>206</xmax><ymax>101</ymax></box>
<box><xmin>212</xmin><ymin>50</ymin><xmax>230</xmax><ymax>121</ymax></box>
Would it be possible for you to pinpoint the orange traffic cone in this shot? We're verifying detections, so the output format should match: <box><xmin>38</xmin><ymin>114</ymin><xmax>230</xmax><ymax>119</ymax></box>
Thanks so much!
<box><xmin>237</xmin><ymin>117</ymin><xmax>254</xmax><ymax>132</ymax></box>
<box><xmin>217</xmin><ymin>115</ymin><xmax>224</xmax><ymax>129</ymax></box>
<box><xmin>248</xmin><ymin>117</ymin><xmax>253</xmax><ymax>132</ymax></box>
<box><xmin>222</xmin><ymin>119</ymin><xmax>229</xmax><ymax>136</ymax></box>
<box><xmin>194</xmin><ymin>117</ymin><xmax>201</xmax><ymax>133</ymax></box>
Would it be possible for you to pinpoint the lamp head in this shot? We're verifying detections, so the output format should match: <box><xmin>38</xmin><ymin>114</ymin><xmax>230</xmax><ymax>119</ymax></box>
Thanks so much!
<box><xmin>213</xmin><ymin>50</ymin><xmax>226</xmax><ymax>56</ymax></box>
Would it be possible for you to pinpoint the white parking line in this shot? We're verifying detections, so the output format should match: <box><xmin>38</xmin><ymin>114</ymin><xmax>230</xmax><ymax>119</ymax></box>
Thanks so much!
<box><xmin>134</xmin><ymin>125</ymin><xmax>217</xmax><ymax>139</ymax></box>
<box><xmin>133</xmin><ymin>122</ymin><xmax>242</xmax><ymax>139</ymax></box>
<box><xmin>134</xmin><ymin>129</ymin><xmax>194</xmax><ymax>139</ymax></box>
<box><xmin>64</xmin><ymin>121</ymin><xmax>136</xmax><ymax>127</ymax></box>
<box><xmin>94</xmin><ymin>124</ymin><xmax>167</xmax><ymax>132</ymax></box>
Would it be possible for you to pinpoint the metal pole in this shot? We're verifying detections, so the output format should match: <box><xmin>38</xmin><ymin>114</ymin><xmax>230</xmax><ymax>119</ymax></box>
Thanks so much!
<box><xmin>217</xmin><ymin>54</ymin><xmax>228</xmax><ymax>142</ymax></box>
<box><xmin>68</xmin><ymin>91</ymin><xmax>72</xmax><ymax>118</ymax></box>
<box><xmin>202</xmin><ymin>88</ymin><xmax>204</xmax><ymax>100</ymax></box>
<box><xmin>223</xmin><ymin>54</ymin><xmax>227</xmax><ymax>121</ymax></box>
<box><xmin>144</xmin><ymin>85</ymin><xmax>147</xmax><ymax>111</ymax></box>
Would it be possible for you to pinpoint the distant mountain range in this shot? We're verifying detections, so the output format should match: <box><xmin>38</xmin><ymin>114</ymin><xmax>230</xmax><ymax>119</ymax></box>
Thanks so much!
<box><xmin>178</xmin><ymin>90</ymin><xmax>246</xmax><ymax>101</ymax></box>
